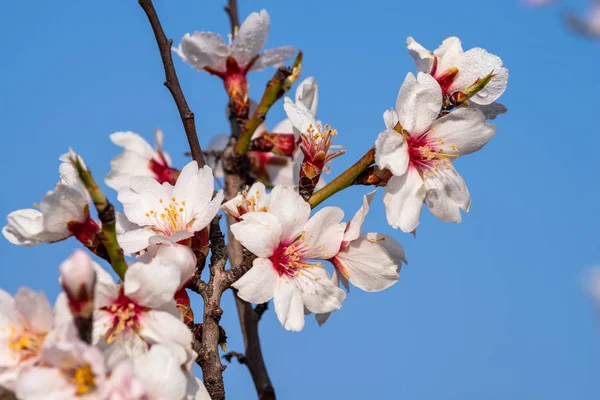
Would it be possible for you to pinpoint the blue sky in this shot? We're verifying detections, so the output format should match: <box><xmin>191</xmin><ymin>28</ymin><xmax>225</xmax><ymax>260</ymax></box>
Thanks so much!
<box><xmin>1</xmin><ymin>0</ymin><xmax>599</xmax><ymax>399</ymax></box>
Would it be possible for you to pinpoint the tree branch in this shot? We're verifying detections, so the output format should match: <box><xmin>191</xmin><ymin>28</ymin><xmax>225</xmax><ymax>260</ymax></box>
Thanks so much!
<box><xmin>308</xmin><ymin>147</ymin><xmax>376</xmax><ymax>208</ymax></box>
<box><xmin>138</xmin><ymin>0</ymin><xmax>205</xmax><ymax>168</ymax></box>
<box><xmin>224</xmin><ymin>118</ymin><xmax>276</xmax><ymax>398</ymax></box>
<box><xmin>224</xmin><ymin>0</ymin><xmax>240</xmax><ymax>37</ymax></box>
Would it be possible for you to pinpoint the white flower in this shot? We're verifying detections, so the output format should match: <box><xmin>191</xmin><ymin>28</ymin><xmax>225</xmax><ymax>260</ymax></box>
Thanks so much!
<box><xmin>106</xmin><ymin>129</ymin><xmax>177</xmax><ymax>191</ymax></box>
<box><xmin>331</xmin><ymin>191</ymin><xmax>404</xmax><ymax>292</ymax></box>
<box><xmin>132</xmin><ymin>345</ymin><xmax>209</xmax><ymax>400</ymax></box>
<box><xmin>230</xmin><ymin>186</ymin><xmax>346</xmax><ymax>331</ymax></box>
<box><xmin>15</xmin><ymin>338</ymin><xmax>109</xmax><ymax>400</ymax></box>
<box><xmin>174</xmin><ymin>10</ymin><xmax>295</xmax><ymax>76</ymax></box>
<box><xmin>221</xmin><ymin>182</ymin><xmax>270</xmax><ymax>221</ymax></box>
<box><xmin>93</xmin><ymin>258</ymin><xmax>193</xmax><ymax>365</ymax></box>
<box><xmin>2</xmin><ymin>158</ymin><xmax>96</xmax><ymax>247</ymax></box>
<box><xmin>0</xmin><ymin>288</ymin><xmax>53</xmax><ymax>391</ymax></box>
<box><xmin>117</xmin><ymin>161</ymin><xmax>224</xmax><ymax>255</ymax></box>
<box><xmin>406</xmin><ymin>36</ymin><xmax>508</xmax><ymax>105</ymax></box>
<box><xmin>375</xmin><ymin>72</ymin><xmax>495</xmax><ymax>233</ymax></box>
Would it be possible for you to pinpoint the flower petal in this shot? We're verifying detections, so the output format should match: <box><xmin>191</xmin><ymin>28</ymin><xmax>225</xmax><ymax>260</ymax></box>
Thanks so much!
<box><xmin>124</xmin><ymin>259</ymin><xmax>180</xmax><ymax>309</ymax></box>
<box><xmin>343</xmin><ymin>191</ymin><xmax>376</xmax><ymax>243</ymax></box>
<box><xmin>231</xmin><ymin>212</ymin><xmax>282</xmax><ymax>258</ymax></box>
<box><xmin>251</xmin><ymin>46</ymin><xmax>296</xmax><ymax>71</ymax></box>
<box><xmin>14</xmin><ymin>288</ymin><xmax>53</xmax><ymax>333</ymax></box>
<box><xmin>334</xmin><ymin>236</ymin><xmax>400</xmax><ymax>292</ymax></box>
<box><xmin>41</xmin><ymin>184</ymin><xmax>88</xmax><ymax>233</ymax></box>
<box><xmin>232</xmin><ymin>258</ymin><xmax>278</xmax><ymax>304</ymax></box>
<box><xmin>451</xmin><ymin>47</ymin><xmax>507</xmax><ymax>105</ymax></box>
<box><xmin>296</xmin><ymin>268</ymin><xmax>345</xmax><ymax>314</ymax></box>
<box><xmin>375</xmin><ymin>129</ymin><xmax>409</xmax><ymax>177</ymax></box>
<box><xmin>382</xmin><ymin>109</ymin><xmax>399</xmax><ymax>130</ymax></box>
<box><xmin>429</xmin><ymin>108</ymin><xmax>496</xmax><ymax>156</ymax></box>
<box><xmin>395</xmin><ymin>72</ymin><xmax>442</xmax><ymax>135</ymax></box>
<box><xmin>134</xmin><ymin>345</ymin><xmax>188</xmax><ymax>400</ymax></box>
<box><xmin>283</xmin><ymin>97</ymin><xmax>318</xmax><ymax>137</ymax></box>
<box><xmin>406</xmin><ymin>36</ymin><xmax>435</xmax><ymax>73</ymax></box>
<box><xmin>2</xmin><ymin>209</ymin><xmax>45</xmax><ymax>246</ymax></box>
<box><xmin>366</xmin><ymin>233</ymin><xmax>407</xmax><ymax>268</ymax></box>
<box><xmin>268</xmin><ymin>186</ymin><xmax>310</xmax><ymax>243</ymax></box>
<box><xmin>383</xmin><ymin>168</ymin><xmax>426</xmax><ymax>232</ymax></box>
<box><xmin>295</xmin><ymin>77</ymin><xmax>319</xmax><ymax>116</ymax></box>
<box><xmin>110</xmin><ymin>131</ymin><xmax>155</xmax><ymax>159</ymax></box>
<box><xmin>433</xmin><ymin>36</ymin><xmax>463</xmax><ymax>74</ymax></box>
<box><xmin>175</xmin><ymin>32</ymin><xmax>229</xmax><ymax>72</ymax></box>
<box><xmin>303</xmin><ymin>207</ymin><xmax>345</xmax><ymax>259</ymax></box>
<box><xmin>118</xmin><ymin>176</ymin><xmax>171</xmax><ymax>227</ymax></box>
<box><xmin>273</xmin><ymin>277</ymin><xmax>305</xmax><ymax>331</ymax></box>
<box><xmin>231</xmin><ymin>10</ymin><xmax>270</xmax><ymax>67</ymax></box>
<box><xmin>117</xmin><ymin>228</ymin><xmax>155</xmax><ymax>255</ymax></box>
<box><xmin>424</xmin><ymin>165</ymin><xmax>470</xmax><ymax>223</ymax></box>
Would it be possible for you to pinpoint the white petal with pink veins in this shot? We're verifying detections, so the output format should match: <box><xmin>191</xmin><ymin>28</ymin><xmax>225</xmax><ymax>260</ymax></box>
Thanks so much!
<box><xmin>232</xmin><ymin>258</ymin><xmax>278</xmax><ymax>304</ymax></box>
<box><xmin>395</xmin><ymin>72</ymin><xmax>442</xmax><ymax>135</ymax></box>
<box><xmin>383</xmin><ymin>167</ymin><xmax>426</xmax><ymax>233</ymax></box>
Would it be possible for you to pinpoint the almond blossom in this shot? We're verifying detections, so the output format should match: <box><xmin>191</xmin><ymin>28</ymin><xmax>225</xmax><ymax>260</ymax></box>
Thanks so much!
<box><xmin>2</xmin><ymin>156</ymin><xmax>98</xmax><ymax>247</ymax></box>
<box><xmin>15</xmin><ymin>336</ymin><xmax>110</xmax><ymax>400</ymax></box>
<box><xmin>105</xmin><ymin>129</ymin><xmax>178</xmax><ymax>191</ymax></box>
<box><xmin>174</xmin><ymin>9</ymin><xmax>295</xmax><ymax>114</ymax></box>
<box><xmin>0</xmin><ymin>288</ymin><xmax>53</xmax><ymax>391</ymax></box>
<box><xmin>230</xmin><ymin>186</ymin><xmax>346</xmax><ymax>331</ymax></box>
<box><xmin>117</xmin><ymin>160</ymin><xmax>223</xmax><ymax>255</ymax></box>
<box><xmin>375</xmin><ymin>72</ymin><xmax>495</xmax><ymax>232</ymax></box>
<box><xmin>59</xmin><ymin>250</ymin><xmax>97</xmax><ymax>321</ymax></box>
<box><xmin>406</xmin><ymin>36</ymin><xmax>508</xmax><ymax>105</ymax></box>
<box><xmin>93</xmin><ymin>256</ymin><xmax>193</xmax><ymax>365</ymax></box>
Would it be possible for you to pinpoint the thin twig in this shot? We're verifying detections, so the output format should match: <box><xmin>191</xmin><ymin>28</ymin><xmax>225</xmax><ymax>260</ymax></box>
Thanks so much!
<box><xmin>254</xmin><ymin>303</ymin><xmax>268</xmax><ymax>321</ymax></box>
<box><xmin>69</xmin><ymin>158</ymin><xmax>127</xmax><ymax>279</ymax></box>
<box><xmin>235</xmin><ymin>52</ymin><xmax>303</xmax><ymax>155</ymax></box>
<box><xmin>224</xmin><ymin>0</ymin><xmax>240</xmax><ymax>37</ymax></box>
<box><xmin>223</xmin><ymin>351</ymin><xmax>246</xmax><ymax>364</ymax></box>
<box><xmin>138</xmin><ymin>0</ymin><xmax>205</xmax><ymax>168</ymax></box>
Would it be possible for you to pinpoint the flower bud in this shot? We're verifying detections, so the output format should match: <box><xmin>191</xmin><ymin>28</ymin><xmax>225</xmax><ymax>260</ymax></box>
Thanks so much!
<box><xmin>59</xmin><ymin>249</ymin><xmax>96</xmax><ymax>319</ymax></box>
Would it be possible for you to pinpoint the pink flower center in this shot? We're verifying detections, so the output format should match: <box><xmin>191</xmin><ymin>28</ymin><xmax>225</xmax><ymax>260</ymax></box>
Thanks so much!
<box><xmin>149</xmin><ymin>152</ymin><xmax>177</xmax><ymax>185</ymax></box>
<box><xmin>68</xmin><ymin>215</ymin><xmax>101</xmax><ymax>246</ymax></box>
<box><xmin>101</xmin><ymin>289</ymin><xmax>149</xmax><ymax>343</ymax></box>
<box><xmin>430</xmin><ymin>57</ymin><xmax>459</xmax><ymax>95</ymax></box>
<box><xmin>144</xmin><ymin>196</ymin><xmax>192</xmax><ymax>236</ymax></box>
<box><xmin>406</xmin><ymin>134</ymin><xmax>459</xmax><ymax>177</ymax></box>
<box><xmin>269</xmin><ymin>236</ymin><xmax>317</xmax><ymax>277</ymax></box>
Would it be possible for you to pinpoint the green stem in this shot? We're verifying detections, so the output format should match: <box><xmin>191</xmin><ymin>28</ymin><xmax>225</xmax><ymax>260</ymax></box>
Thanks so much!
<box><xmin>308</xmin><ymin>147</ymin><xmax>376</xmax><ymax>208</ymax></box>
<box><xmin>235</xmin><ymin>51</ymin><xmax>303</xmax><ymax>155</ymax></box>
<box><xmin>70</xmin><ymin>156</ymin><xmax>128</xmax><ymax>279</ymax></box>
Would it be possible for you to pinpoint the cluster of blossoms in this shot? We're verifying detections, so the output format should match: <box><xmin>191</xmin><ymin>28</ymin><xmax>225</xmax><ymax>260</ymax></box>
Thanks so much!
<box><xmin>1</xmin><ymin>6</ymin><xmax>508</xmax><ymax>400</ymax></box>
